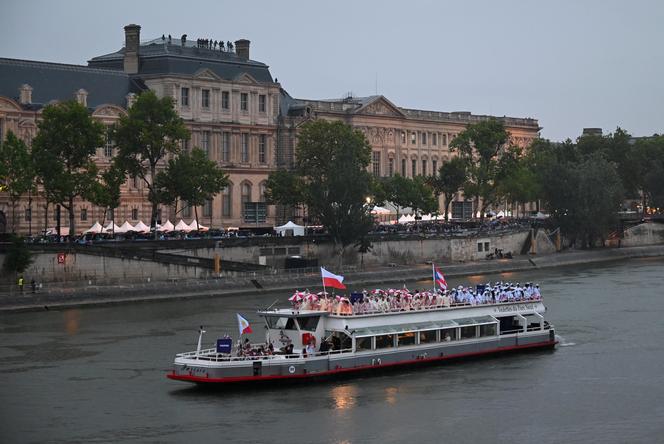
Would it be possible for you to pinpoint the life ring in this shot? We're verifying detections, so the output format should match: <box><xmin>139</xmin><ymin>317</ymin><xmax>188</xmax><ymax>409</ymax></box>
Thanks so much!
<box><xmin>288</xmin><ymin>365</ymin><xmax>296</xmax><ymax>374</ymax></box>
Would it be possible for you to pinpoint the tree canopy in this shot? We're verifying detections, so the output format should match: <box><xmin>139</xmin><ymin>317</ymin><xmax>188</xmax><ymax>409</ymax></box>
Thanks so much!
<box><xmin>32</xmin><ymin>100</ymin><xmax>104</xmax><ymax>238</ymax></box>
<box><xmin>0</xmin><ymin>131</ymin><xmax>35</xmax><ymax>232</ymax></box>
<box><xmin>450</xmin><ymin>118</ymin><xmax>512</xmax><ymax>219</ymax></box>
<box><xmin>428</xmin><ymin>157</ymin><xmax>466</xmax><ymax>221</ymax></box>
<box><xmin>155</xmin><ymin>147</ymin><xmax>229</xmax><ymax>229</ymax></box>
<box><xmin>266</xmin><ymin>120</ymin><xmax>374</xmax><ymax>262</ymax></box>
<box><xmin>113</xmin><ymin>90</ymin><xmax>189</xmax><ymax>235</ymax></box>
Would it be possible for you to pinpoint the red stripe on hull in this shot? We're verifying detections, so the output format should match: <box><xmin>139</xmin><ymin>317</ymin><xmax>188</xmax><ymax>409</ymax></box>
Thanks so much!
<box><xmin>167</xmin><ymin>340</ymin><xmax>557</xmax><ymax>384</ymax></box>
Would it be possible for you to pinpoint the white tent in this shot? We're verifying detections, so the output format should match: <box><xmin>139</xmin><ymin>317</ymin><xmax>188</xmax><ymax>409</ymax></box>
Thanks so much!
<box><xmin>174</xmin><ymin>219</ymin><xmax>193</xmax><ymax>232</ymax></box>
<box><xmin>398</xmin><ymin>214</ymin><xmax>416</xmax><ymax>224</ymax></box>
<box><xmin>117</xmin><ymin>221</ymin><xmax>136</xmax><ymax>233</ymax></box>
<box><xmin>187</xmin><ymin>219</ymin><xmax>209</xmax><ymax>231</ymax></box>
<box><xmin>157</xmin><ymin>220</ymin><xmax>174</xmax><ymax>232</ymax></box>
<box><xmin>46</xmin><ymin>227</ymin><xmax>70</xmax><ymax>236</ymax></box>
<box><xmin>274</xmin><ymin>220</ymin><xmax>305</xmax><ymax>237</ymax></box>
<box><xmin>371</xmin><ymin>205</ymin><xmax>392</xmax><ymax>215</ymax></box>
<box><xmin>85</xmin><ymin>221</ymin><xmax>104</xmax><ymax>234</ymax></box>
<box><xmin>421</xmin><ymin>214</ymin><xmax>433</xmax><ymax>221</ymax></box>
<box><xmin>133</xmin><ymin>220</ymin><xmax>151</xmax><ymax>233</ymax></box>
<box><xmin>104</xmin><ymin>221</ymin><xmax>121</xmax><ymax>233</ymax></box>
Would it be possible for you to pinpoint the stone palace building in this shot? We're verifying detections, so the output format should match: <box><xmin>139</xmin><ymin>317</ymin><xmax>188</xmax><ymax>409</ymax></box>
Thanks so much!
<box><xmin>0</xmin><ymin>24</ymin><xmax>540</xmax><ymax>234</ymax></box>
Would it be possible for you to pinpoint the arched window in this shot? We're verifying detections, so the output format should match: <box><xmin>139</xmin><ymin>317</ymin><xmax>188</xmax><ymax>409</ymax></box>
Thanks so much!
<box><xmin>259</xmin><ymin>181</ymin><xmax>267</xmax><ymax>203</ymax></box>
<box><xmin>241</xmin><ymin>182</ymin><xmax>252</xmax><ymax>204</ymax></box>
<box><xmin>221</xmin><ymin>183</ymin><xmax>233</xmax><ymax>217</ymax></box>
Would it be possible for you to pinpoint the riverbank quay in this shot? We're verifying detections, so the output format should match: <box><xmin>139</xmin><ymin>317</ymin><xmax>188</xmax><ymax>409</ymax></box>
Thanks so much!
<box><xmin>2</xmin><ymin>244</ymin><xmax>663</xmax><ymax>313</ymax></box>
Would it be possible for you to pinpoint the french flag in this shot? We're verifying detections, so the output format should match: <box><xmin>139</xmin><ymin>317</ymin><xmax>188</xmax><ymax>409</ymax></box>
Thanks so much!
<box><xmin>321</xmin><ymin>267</ymin><xmax>346</xmax><ymax>290</ymax></box>
<box><xmin>433</xmin><ymin>264</ymin><xmax>448</xmax><ymax>290</ymax></box>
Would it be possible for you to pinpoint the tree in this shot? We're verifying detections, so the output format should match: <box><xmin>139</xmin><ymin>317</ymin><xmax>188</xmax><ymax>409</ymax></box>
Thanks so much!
<box><xmin>0</xmin><ymin>131</ymin><xmax>35</xmax><ymax>232</ymax></box>
<box><xmin>377</xmin><ymin>174</ymin><xmax>411</xmax><ymax>220</ymax></box>
<box><xmin>429</xmin><ymin>157</ymin><xmax>466</xmax><ymax>221</ymax></box>
<box><xmin>408</xmin><ymin>175</ymin><xmax>438</xmax><ymax>217</ymax></box>
<box><xmin>631</xmin><ymin>135</ymin><xmax>664</xmax><ymax>210</ymax></box>
<box><xmin>3</xmin><ymin>235</ymin><xmax>33</xmax><ymax>274</ymax></box>
<box><xmin>450</xmin><ymin>118</ymin><xmax>512</xmax><ymax>220</ymax></box>
<box><xmin>495</xmin><ymin>146</ymin><xmax>540</xmax><ymax>217</ymax></box>
<box><xmin>88</xmin><ymin>159</ymin><xmax>125</xmax><ymax>227</ymax></box>
<box><xmin>266</xmin><ymin>120</ymin><xmax>374</xmax><ymax>264</ymax></box>
<box><xmin>155</xmin><ymin>148</ymin><xmax>229</xmax><ymax>230</ymax></box>
<box><xmin>113</xmin><ymin>91</ymin><xmax>189</xmax><ymax>237</ymax></box>
<box><xmin>32</xmin><ymin>101</ymin><xmax>104</xmax><ymax>239</ymax></box>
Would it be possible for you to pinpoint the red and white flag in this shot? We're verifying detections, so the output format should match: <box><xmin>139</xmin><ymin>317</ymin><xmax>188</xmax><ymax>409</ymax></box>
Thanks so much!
<box><xmin>237</xmin><ymin>313</ymin><xmax>253</xmax><ymax>335</ymax></box>
<box><xmin>321</xmin><ymin>267</ymin><xmax>346</xmax><ymax>290</ymax></box>
<box><xmin>433</xmin><ymin>264</ymin><xmax>448</xmax><ymax>290</ymax></box>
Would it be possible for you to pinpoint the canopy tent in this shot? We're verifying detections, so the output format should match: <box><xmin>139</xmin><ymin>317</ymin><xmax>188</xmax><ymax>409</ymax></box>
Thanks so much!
<box><xmin>104</xmin><ymin>221</ymin><xmax>121</xmax><ymax>233</ymax></box>
<box><xmin>117</xmin><ymin>221</ymin><xmax>135</xmax><ymax>233</ymax></box>
<box><xmin>174</xmin><ymin>219</ymin><xmax>193</xmax><ymax>232</ymax></box>
<box><xmin>187</xmin><ymin>219</ymin><xmax>209</xmax><ymax>231</ymax></box>
<box><xmin>132</xmin><ymin>220</ymin><xmax>151</xmax><ymax>233</ymax></box>
<box><xmin>157</xmin><ymin>220</ymin><xmax>174</xmax><ymax>232</ymax></box>
<box><xmin>274</xmin><ymin>220</ymin><xmax>305</xmax><ymax>237</ymax></box>
<box><xmin>85</xmin><ymin>221</ymin><xmax>104</xmax><ymax>234</ymax></box>
<box><xmin>371</xmin><ymin>206</ymin><xmax>392</xmax><ymax>215</ymax></box>
<box><xmin>46</xmin><ymin>227</ymin><xmax>70</xmax><ymax>236</ymax></box>
<box><xmin>398</xmin><ymin>214</ymin><xmax>416</xmax><ymax>224</ymax></box>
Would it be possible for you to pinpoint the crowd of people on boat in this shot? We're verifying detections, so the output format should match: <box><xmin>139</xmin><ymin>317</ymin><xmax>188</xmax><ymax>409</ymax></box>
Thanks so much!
<box><xmin>289</xmin><ymin>282</ymin><xmax>542</xmax><ymax>315</ymax></box>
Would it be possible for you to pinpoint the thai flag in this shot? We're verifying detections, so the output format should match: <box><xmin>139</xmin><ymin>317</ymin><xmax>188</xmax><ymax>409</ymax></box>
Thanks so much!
<box><xmin>433</xmin><ymin>264</ymin><xmax>448</xmax><ymax>290</ymax></box>
<box><xmin>237</xmin><ymin>313</ymin><xmax>253</xmax><ymax>335</ymax></box>
<box><xmin>321</xmin><ymin>267</ymin><xmax>346</xmax><ymax>290</ymax></box>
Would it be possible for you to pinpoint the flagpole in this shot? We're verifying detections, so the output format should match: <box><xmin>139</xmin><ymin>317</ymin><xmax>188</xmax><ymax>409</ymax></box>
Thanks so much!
<box><xmin>432</xmin><ymin>263</ymin><xmax>436</xmax><ymax>293</ymax></box>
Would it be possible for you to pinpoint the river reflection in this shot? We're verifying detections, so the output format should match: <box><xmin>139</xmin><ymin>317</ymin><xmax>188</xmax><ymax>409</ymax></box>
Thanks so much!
<box><xmin>62</xmin><ymin>309</ymin><xmax>81</xmax><ymax>335</ymax></box>
<box><xmin>330</xmin><ymin>384</ymin><xmax>357</xmax><ymax>411</ymax></box>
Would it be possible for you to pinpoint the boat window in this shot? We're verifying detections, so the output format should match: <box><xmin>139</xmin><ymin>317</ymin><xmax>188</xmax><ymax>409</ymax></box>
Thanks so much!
<box><xmin>419</xmin><ymin>329</ymin><xmax>437</xmax><ymax>344</ymax></box>
<box><xmin>375</xmin><ymin>334</ymin><xmax>395</xmax><ymax>349</ymax></box>
<box><xmin>440</xmin><ymin>328</ymin><xmax>457</xmax><ymax>342</ymax></box>
<box><xmin>265</xmin><ymin>316</ymin><xmax>297</xmax><ymax>330</ymax></box>
<box><xmin>355</xmin><ymin>336</ymin><xmax>372</xmax><ymax>351</ymax></box>
<box><xmin>296</xmin><ymin>316</ymin><xmax>320</xmax><ymax>332</ymax></box>
<box><xmin>397</xmin><ymin>331</ymin><xmax>416</xmax><ymax>347</ymax></box>
<box><xmin>460</xmin><ymin>326</ymin><xmax>477</xmax><ymax>339</ymax></box>
<box><xmin>480</xmin><ymin>323</ymin><xmax>497</xmax><ymax>337</ymax></box>
<box><xmin>329</xmin><ymin>331</ymin><xmax>352</xmax><ymax>351</ymax></box>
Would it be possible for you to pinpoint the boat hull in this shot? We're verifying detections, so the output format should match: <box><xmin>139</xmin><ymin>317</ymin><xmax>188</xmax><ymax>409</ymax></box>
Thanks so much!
<box><xmin>167</xmin><ymin>330</ymin><xmax>556</xmax><ymax>385</ymax></box>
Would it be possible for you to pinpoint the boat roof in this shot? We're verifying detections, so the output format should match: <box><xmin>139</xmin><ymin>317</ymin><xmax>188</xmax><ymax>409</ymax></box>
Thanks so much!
<box><xmin>259</xmin><ymin>309</ymin><xmax>328</xmax><ymax>317</ymax></box>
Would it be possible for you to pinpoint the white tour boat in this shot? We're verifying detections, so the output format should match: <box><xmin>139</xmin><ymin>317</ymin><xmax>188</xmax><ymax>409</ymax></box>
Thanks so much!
<box><xmin>167</xmin><ymin>286</ymin><xmax>557</xmax><ymax>385</ymax></box>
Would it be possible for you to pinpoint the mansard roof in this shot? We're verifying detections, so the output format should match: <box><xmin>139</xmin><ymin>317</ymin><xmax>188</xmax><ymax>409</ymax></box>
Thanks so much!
<box><xmin>88</xmin><ymin>38</ymin><xmax>274</xmax><ymax>83</ymax></box>
<box><xmin>0</xmin><ymin>58</ymin><xmax>144</xmax><ymax>109</ymax></box>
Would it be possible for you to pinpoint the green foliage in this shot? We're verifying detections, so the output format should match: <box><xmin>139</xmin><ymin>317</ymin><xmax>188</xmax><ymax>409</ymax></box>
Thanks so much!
<box><xmin>450</xmin><ymin>118</ymin><xmax>512</xmax><ymax>219</ymax></box>
<box><xmin>155</xmin><ymin>148</ymin><xmax>229</xmax><ymax>228</ymax></box>
<box><xmin>496</xmin><ymin>146</ymin><xmax>540</xmax><ymax>215</ymax></box>
<box><xmin>533</xmin><ymin>139</ymin><xmax>624</xmax><ymax>248</ymax></box>
<box><xmin>88</xmin><ymin>159</ymin><xmax>125</xmax><ymax>224</ymax></box>
<box><xmin>32</xmin><ymin>100</ymin><xmax>104</xmax><ymax>238</ymax></box>
<box><xmin>266</xmin><ymin>120</ymin><xmax>374</xmax><ymax>259</ymax></box>
<box><xmin>113</xmin><ymin>91</ymin><xmax>189</xmax><ymax>232</ymax></box>
<box><xmin>631</xmin><ymin>135</ymin><xmax>664</xmax><ymax>209</ymax></box>
<box><xmin>428</xmin><ymin>157</ymin><xmax>467</xmax><ymax>221</ymax></box>
<box><xmin>3</xmin><ymin>235</ymin><xmax>33</xmax><ymax>274</ymax></box>
<box><xmin>0</xmin><ymin>131</ymin><xmax>35</xmax><ymax>231</ymax></box>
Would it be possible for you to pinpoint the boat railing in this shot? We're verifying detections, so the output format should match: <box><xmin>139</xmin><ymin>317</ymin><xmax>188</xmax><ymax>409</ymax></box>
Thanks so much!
<box><xmin>326</xmin><ymin>298</ymin><xmax>543</xmax><ymax>317</ymax></box>
<box><xmin>176</xmin><ymin>347</ymin><xmax>354</xmax><ymax>362</ymax></box>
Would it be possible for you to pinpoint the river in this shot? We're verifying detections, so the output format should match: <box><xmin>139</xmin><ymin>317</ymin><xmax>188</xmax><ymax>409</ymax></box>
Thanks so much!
<box><xmin>1</xmin><ymin>257</ymin><xmax>664</xmax><ymax>444</ymax></box>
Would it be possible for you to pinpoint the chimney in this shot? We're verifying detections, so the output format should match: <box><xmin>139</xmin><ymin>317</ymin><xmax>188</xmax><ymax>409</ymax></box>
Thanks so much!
<box><xmin>19</xmin><ymin>84</ymin><xmax>33</xmax><ymax>104</ymax></box>
<box><xmin>75</xmin><ymin>89</ymin><xmax>88</xmax><ymax>107</ymax></box>
<box><xmin>123</xmin><ymin>24</ymin><xmax>141</xmax><ymax>74</ymax></box>
<box><xmin>235</xmin><ymin>39</ymin><xmax>250</xmax><ymax>60</ymax></box>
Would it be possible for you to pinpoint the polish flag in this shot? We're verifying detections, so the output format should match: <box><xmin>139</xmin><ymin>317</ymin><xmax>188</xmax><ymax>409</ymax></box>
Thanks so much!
<box><xmin>433</xmin><ymin>264</ymin><xmax>448</xmax><ymax>290</ymax></box>
<box><xmin>237</xmin><ymin>313</ymin><xmax>253</xmax><ymax>335</ymax></box>
<box><xmin>321</xmin><ymin>267</ymin><xmax>346</xmax><ymax>290</ymax></box>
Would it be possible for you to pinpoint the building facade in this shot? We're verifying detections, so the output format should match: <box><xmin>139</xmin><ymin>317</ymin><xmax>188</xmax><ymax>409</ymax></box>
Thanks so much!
<box><xmin>0</xmin><ymin>24</ymin><xmax>540</xmax><ymax>234</ymax></box>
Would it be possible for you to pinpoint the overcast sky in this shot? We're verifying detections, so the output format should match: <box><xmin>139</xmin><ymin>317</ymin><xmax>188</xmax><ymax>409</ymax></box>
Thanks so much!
<box><xmin>1</xmin><ymin>0</ymin><xmax>662</xmax><ymax>140</ymax></box>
